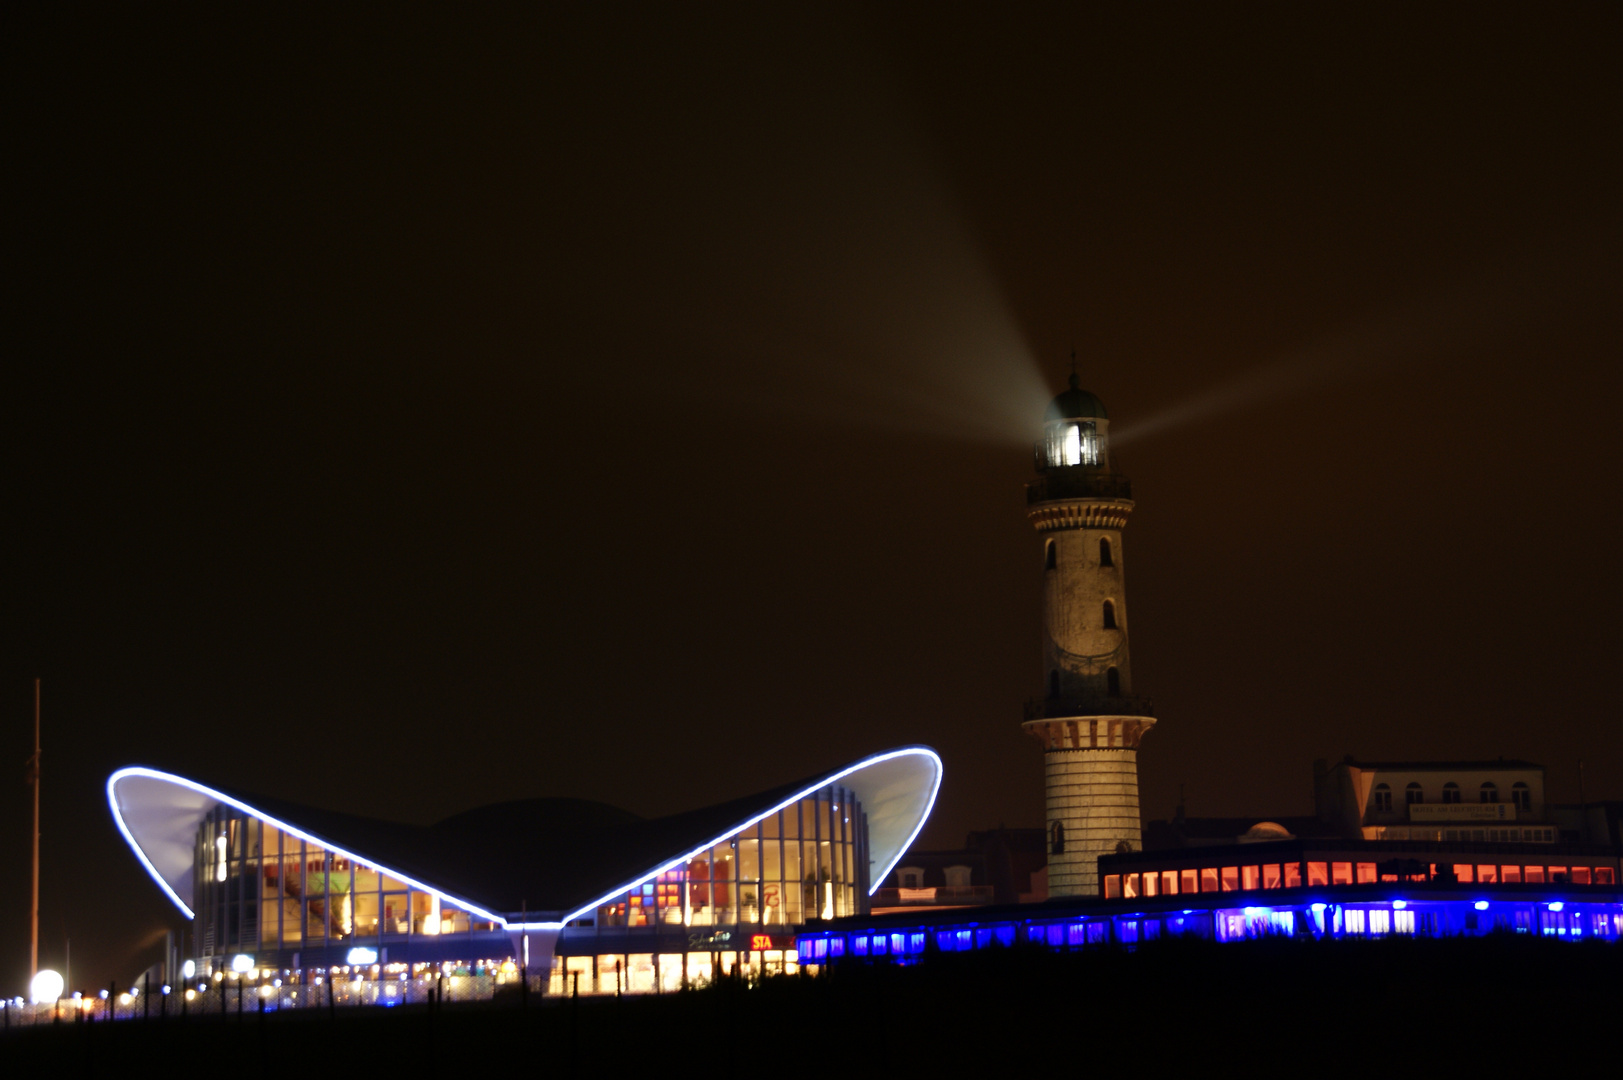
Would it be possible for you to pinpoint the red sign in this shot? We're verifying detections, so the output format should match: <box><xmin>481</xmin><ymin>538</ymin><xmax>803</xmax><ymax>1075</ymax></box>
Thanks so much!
<box><xmin>750</xmin><ymin>934</ymin><xmax>774</xmax><ymax>950</ymax></box>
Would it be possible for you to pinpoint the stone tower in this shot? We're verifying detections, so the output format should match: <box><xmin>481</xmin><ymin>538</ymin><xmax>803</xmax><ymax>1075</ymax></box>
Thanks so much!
<box><xmin>1023</xmin><ymin>374</ymin><xmax>1155</xmax><ymax>897</ymax></box>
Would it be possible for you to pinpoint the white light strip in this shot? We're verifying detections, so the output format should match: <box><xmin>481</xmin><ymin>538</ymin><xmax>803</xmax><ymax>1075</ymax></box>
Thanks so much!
<box><xmin>109</xmin><ymin>746</ymin><xmax>943</xmax><ymax>936</ymax></box>
<box><xmin>557</xmin><ymin>746</ymin><xmax>944</xmax><ymax>924</ymax></box>
<box><xmin>106</xmin><ymin>767</ymin><xmax>508</xmax><ymax>926</ymax></box>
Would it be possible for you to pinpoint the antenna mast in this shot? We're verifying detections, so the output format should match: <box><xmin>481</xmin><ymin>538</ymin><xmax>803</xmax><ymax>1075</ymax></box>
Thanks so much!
<box><xmin>29</xmin><ymin>678</ymin><xmax>41</xmax><ymax>980</ymax></box>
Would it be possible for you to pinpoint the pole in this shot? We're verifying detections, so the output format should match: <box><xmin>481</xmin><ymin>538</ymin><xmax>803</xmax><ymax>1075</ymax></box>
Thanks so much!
<box><xmin>30</xmin><ymin>679</ymin><xmax>41</xmax><ymax>982</ymax></box>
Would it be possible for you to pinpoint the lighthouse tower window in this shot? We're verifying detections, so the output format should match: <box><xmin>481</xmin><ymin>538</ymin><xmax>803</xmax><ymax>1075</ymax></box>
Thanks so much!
<box><xmin>1045</xmin><ymin>540</ymin><xmax>1057</xmax><ymax>570</ymax></box>
<box><xmin>1102</xmin><ymin>601</ymin><xmax>1117</xmax><ymax>630</ymax></box>
<box><xmin>1099</xmin><ymin>538</ymin><xmax>1113</xmax><ymax>567</ymax></box>
<box><xmin>1050</xmin><ymin>820</ymin><xmax>1065</xmax><ymax>855</ymax></box>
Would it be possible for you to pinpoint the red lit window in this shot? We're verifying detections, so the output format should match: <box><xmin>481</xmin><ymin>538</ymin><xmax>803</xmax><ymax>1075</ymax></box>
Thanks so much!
<box><xmin>1571</xmin><ymin>867</ymin><xmax>1591</xmax><ymax>885</ymax></box>
<box><xmin>1332</xmin><ymin>862</ymin><xmax>1353</xmax><ymax>886</ymax></box>
<box><xmin>1262</xmin><ymin>865</ymin><xmax>1282</xmax><ymax>889</ymax></box>
<box><xmin>1524</xmin><ymin>866</ymin><xmax>1545</xmax><ymax>884</ymax></box>
<box><xmin>1453</xmin><ymin>865</ymin><xmax>1474</xmax><ymax>883</ymax></box>
<box><xmin>1547</xmin><ymin>866</ymin><xmax>1568</xmax><ymax>883</ymax></box>
<box><xmin>1501</xmin><ymin>865</ymin><xmax>1522</xmax><ymax>884</ymax></box>
<box><xmin>1123</xmin><ymin>874</ymin><xmax>1140</xmax><ymax>899</ymax></box>
<box><xmin>1241</xmin><ymin>866</ymin><xmax>1260</xmax><ymax>890</ymax></box>
<box><xmin>1201</xmin><ymin>867</ymin><xmax>1220</xmax><ymax>893</ymax></box>
<box><xmin>1220</xmin><ymin>867</ymin><xmax>1239</xmax><ymax>891</ymax></box>
<box><xmin>1357</xmin><ymin>863</ymin><xmax>1377</xmax><ymax>884</ymax></box>
<box><xmin>1284</xmin><ymin>863</ymin><xmax>1302</xmax><ymax>888</ymax></box>
<box><xmin>1307</xmin><ymin>862</ymin><xmax>1328</xmax><ymax>887</ymax></box>
<box><xmin>1595</xmin><ymin>868</ymin><xmax>1615</xmax><ymax>885</ymax></box>
<box><xmin>1182</xmin><ymin>869</ymin><xmax>1199</xmax><ymax>894</ymax></box>
<box><xmin>1162</xmin><ymin>871</ymin><xmax>1179</xmax><ymax>895</ymax></box>
<box><xmin>1476</xmin><ymin>865</ymin><xmax>1497</xmax><ymax>884</ymax></box>
<box><xmin>1103</xmin><ymin>875</ymin><xmax>1121</xmax><ymax>899</ymax></box>
<box><xmin>1142</xmin><ymin>872</ymin><xmax>1159</xmax><ymax>897</ymax></box>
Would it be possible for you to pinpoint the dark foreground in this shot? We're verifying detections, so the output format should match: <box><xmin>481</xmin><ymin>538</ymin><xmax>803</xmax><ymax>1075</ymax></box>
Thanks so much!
<box><xmin>6</xmin><ymin>935</ymin><xmax>1619</xmax><ymax>1074</ymax></box>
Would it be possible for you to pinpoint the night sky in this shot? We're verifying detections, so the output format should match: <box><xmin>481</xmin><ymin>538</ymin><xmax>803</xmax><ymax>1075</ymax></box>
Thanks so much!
<box><xmin>5</xmin><ymin>5</ymin><xmax>1620</xmax><ymax>992</ymax></box>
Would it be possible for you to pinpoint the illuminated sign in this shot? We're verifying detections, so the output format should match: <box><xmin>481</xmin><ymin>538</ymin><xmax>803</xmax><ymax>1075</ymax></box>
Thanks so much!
<box><xmin>749</xmin><ymin>933</ymin><xmax>792</xmax><ymax>950</ymax></box>
<box><xmin>1409</xmin><ymin>804</ymin><xmax>1515</xmax><ymax>823</ymax></box>
<box><xmin>346</xmin><ymin>947</ymin><xmax>379</xmax><ymax>966</ymax></box>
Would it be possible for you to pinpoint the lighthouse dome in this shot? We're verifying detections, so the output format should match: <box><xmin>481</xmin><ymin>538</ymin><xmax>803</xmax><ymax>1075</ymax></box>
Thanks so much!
<box><xmin>1044</xmin><ymin>374</ymin><xmax>1108</xmax><ymax>422</ymax></box>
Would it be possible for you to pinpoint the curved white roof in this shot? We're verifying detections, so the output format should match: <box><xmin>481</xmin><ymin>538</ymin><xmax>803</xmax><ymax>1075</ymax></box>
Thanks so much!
<box><xmin>109</xmin><ymin>745</ymin><xmax>942</xmax><ymax>930</ymax></box>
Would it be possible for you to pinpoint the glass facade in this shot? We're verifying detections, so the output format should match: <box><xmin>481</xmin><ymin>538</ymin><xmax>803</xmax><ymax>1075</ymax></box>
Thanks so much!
<box><xmin>191</xmin><ymin>806</ymin><xmax>500</xmax><ymax>962</ymax></box>
<box><xmin>590</xmin><ymin>783</ymin><xmax>868</xmax><ymax>930</ymax></box>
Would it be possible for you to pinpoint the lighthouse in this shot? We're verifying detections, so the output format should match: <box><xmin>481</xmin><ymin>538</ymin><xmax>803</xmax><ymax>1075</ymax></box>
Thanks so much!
<box><xmin>1024</xmin><ymin>373</ymin><xmax>1155</xmax><ymax>897</ymax></box>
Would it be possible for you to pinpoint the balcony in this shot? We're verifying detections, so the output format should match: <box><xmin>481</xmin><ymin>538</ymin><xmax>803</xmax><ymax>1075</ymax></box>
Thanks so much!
<box><xmin>1025</xmin><ymin>695</ymin><xmax>1155</xmax><ymax>720</ymax></box>
<box><xmin>871</xmin><ymin>885</ymin><xmax>994</xmax><ymax>908</ymax></box>
<box><xmin>1027</xmin><ymin>470</ymin><xmax>1133</xmax><ymax>505</ymax></box>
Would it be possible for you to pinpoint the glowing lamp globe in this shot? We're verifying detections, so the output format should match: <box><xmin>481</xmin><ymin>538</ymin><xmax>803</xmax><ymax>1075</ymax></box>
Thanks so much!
<box><xmin>30</xmin><ymin>969</ymin><xmax>65</xmax><ymax>1003</ymax></box>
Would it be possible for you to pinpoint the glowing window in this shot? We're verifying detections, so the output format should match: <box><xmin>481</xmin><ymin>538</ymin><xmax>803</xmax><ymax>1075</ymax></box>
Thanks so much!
<box><xmin>1099</xmin><ymin>538</ymin><xmax>1113</xmax><ymax>567</ymax></box>
<box><xmin>1524</xmin><ymin>866</ymin><xmax>1545</xmax><ymax>884</ymax></box>
<box><xmin>1356</xmin><ymin>863</ymin><xmax>1377</xmax><ymax>884</ymax></box>
<box><xmin>1103</xmin><ymin>875</ymin><xmax>1121</xmax><ymax>899</ymax></box>
<box><xmin>1393</xmin><ymin>910</ymin><xmax>1415</xmax><ymax>935</ymax></box>
<box><xmin>1476</xmin><ymin>865</ymin><xmax>1497</xmax><ymax>884</ymax></box>
<box><xmin>1596</xmin><ymin>868</ymin><xmax>1615</xmax><ymax>885</ymax></box>
<box><xmin>1102</xmin><ymin>601</ymin><xmax>1117</xmax><ymax>630</ymax></box>
<box><xmin>1368</xmin><ymin>909</ymin><xmax>1391</xmax><ymax>935</ymax></box>
<box><xmin>1162</xmin><ymin>871</ymin><xmax>1179</xmax><ymax>895</ymax></box>
<box><xmin>1241</xmin><ymin>866</ymin><xmax>1260</xmax><ymax>890</ymax></box>
<box><xmin>1200</xmin><ymin>867</ymin><xmax>1219</xmax><ymax>893</ymax></box>
<box><xmin>1453</xmin><ymin>864</ymin><xmax>1474</xmax><ymax>883</ymax></box>
<box><xmin>1571</xmin><ymin>867</ymin><xmax>1591</xmax><ymax>885</ymax></box>
<box><xmin>1123</xmin><ymin>874</ymin><xmax>1140</xmax><ymax>899</ymax></box>
<box><xmin>1331</xmin><ymin>862</ymin><xmax>1353</xmax><ymax>885</ymax></box>
<box><xmin>1181</xmin><ymin>869</ymin><xmax>1199</xmax><ymax>894</ymax></box>
<box><xmin>1343</xmin><ymin>909</ymin><xmax>1366</xmax><ymax>935</ymax></box>
<box><xmin>1220</xmin><ymin>867</ymin><xmax>1239</xmax><ymax>892</ymax></box>
<box><xmin>1501</xmin><ymin>865</ymin><xmax>1522</xmax><ymax>884</ymax></box>
<box><xmin>1142</xmin><ymin>872</ymin><xmax>1159</xmax><ymax>897</ymax></box>
<box><xmin>1262</xmin><ymin>864</ymin><xmax>1282</xmax><ymax>889</ymax></box>
<box><xmin>1547</xmin><ymin>866</ymin><xmax>1567</xmax><ymax>883</ymax></box>
<box><xmin>1307</xmin><ymin>862</ymin><xmax>1329</xmax><ymax>887</ymax></box>
<box><xmin>1284</xmin><ymin>863</ymin><xmax>1301</xmax><ymax>888</ymax></box>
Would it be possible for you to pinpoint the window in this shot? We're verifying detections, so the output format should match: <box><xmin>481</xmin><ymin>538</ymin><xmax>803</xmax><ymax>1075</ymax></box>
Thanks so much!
<box><xmin>1307</xmin><ymin>862</ymin><xmax>1329</xmax><ymax>887</ymax></box>
<box><xmin>1102</xmin><ymin>601</ymin><xmax>1117</xmax><ymax>630</ymax></box>
<box><xmin>1512</xmin><ymin>782</ymin><xmax>1531</xmax><ymax>811</ymax></box>
<box><xmin>1372</xmin><ymin>783</ymin><xmax>1392</xmax><ymax>813</ymax></box>
<box><xmin>1044</xmin><ymin>540</ymin><xmax>1056</xmax><ymax>570</ymax></box>
<box><xmin>1368</xmin><ymin>909</ymin><xmax>1391</xmax><ymax>936</ymax></box>
<box><xmin>1220</xmin><ymin>866</ymin><xmax>1239</xmax><ymax>891</ymax></box>
<box><xmin>1443</xmin><ymin>782</ymin><xmax>1461</xmax><ymax>804</ymax></box>
<box><xmin>1099</xmin><ymin>538</ymin><xmax>1113</xmax><ymax>567</ymax></box>
<box><xmin>1106</xmin><ymin>667</ymin><xmax>1121</xmax><ymax>697</ymax></box>
<box><xmin>1142</xmin><ymin>871</ymin><xmax>1159</xmax><ymax>897</ymax></box>
<box><xmin>1406</xmin><ymin>782</ymin><xmax>1423</xmax><ymax>805</ymax></box>
<box><xmin>1357</xmin><ymin>863</ymin><xmax>1377</xmax><ymax>884</ymax></box>
<box><xmin>1262</xmin><ymin>864</ymin><xmax>1282</xmax><ymax>889</ymax></box>
<box><xmin>1200</xmin><ymin>867</ymin><xmax>1219</xmax><ymax>893</ymax></box>
<box><xmin>1103</xmin><ymin>875</ymin><xmax>1121</xmax><ymax>899</ymax></box>
<box><xmin>1049</xmin><ymin>820</ymin><xmax>1065</xmax><ymax>855</ymax></box>
<box><xmin>1343</xmin><ymin>909</ymin><xmax>1366</xmax><ymax>935</ymax></box>
<box><xmin>1049</xmin><ymin>671</ymin><xmax>1060</xmax><ymax>699</ymax></box>
<box><xmin>1453</xmin><ymin>864</ymin><xmax>1475</xmax><ymax>883</ymax></box>
<box><xmin>1284</xmin><ymin>863</ymin><xmax>1301</xmax><ymax>888</ymax></box>
<box><xmin>1331</xmin><ymin>862</ymin><xmax>1353</xmax><ymax>885</ymax></box>
<box><xmin>1241</xmin><ymin>866</ymin><xmax>1260</xmax><ymax>890</ymax></box>
<box><xmin>1476</xmin><ymin>864</ymin><xmax>1497</xmax><ymax>884</ymax></box>
<box><xmin>1162</xmin><ymin>871</ymin><xmax>1179</xmax><ymax>895</ymax></box>
<box><xmin>1500</xmin><ymin>865</ymin><xmax>1521</xmax><ymax>884</ymax></box>
<box><xmin>1181</xmin><ymin>869</ymin><xmax>1199</xmax><ymax>894</ymax></box>
<box><xmin>1523</xmin><ymin>866</ymin><xmax>1544</xmax><ymax>884</ymax></box>
<box><xmin>944</xmin><ymin>865</ymin><xmax>972</xmax><ymax>888</ymax></box>
<box><xmin>897</xmin><ymin>867</ymin><xmax>923</xmax><ymax>889</ymax></box>
<box><xmin>1480</xmin><ymin>782</ymin><xmax>1498</xmax><ymax>804</ymax></box>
